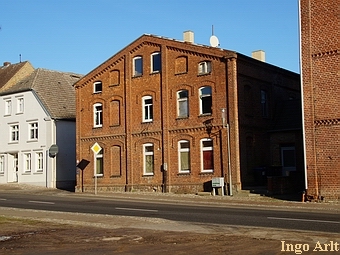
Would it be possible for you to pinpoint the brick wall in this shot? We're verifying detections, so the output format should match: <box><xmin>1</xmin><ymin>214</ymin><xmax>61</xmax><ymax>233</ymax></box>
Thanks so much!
<box><xmin>75</xmin><ymin>34</ymin><xmax>302</xmax><ymax>194</ymax></box>
<box><xmin>300</xmin><ymin>0</ymin><xmax>340</xmax><ymax>199</ymax></box>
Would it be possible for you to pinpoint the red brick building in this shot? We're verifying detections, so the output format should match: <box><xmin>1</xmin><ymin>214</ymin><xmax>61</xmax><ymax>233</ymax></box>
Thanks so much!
<box><xmin>74</xmin><ymin>32</ymin><xmax>302</xmax><ymax>194</ymax></box>
<box><xmin>299</xmin><ymin>0</ymin><xmax>339</xmax><ymax>200</ymax></box>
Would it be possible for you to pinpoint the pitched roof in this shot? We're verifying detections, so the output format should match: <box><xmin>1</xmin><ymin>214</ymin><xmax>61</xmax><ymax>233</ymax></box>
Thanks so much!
<box><xmin>0</xmin><ymin>68</ymin><xmax>82</xmax><ymax>119</ymax></box>
<box><xmin>0</xmin><ymin>61</ymin><xmax>34</xmax><ymax>90</ymax></box>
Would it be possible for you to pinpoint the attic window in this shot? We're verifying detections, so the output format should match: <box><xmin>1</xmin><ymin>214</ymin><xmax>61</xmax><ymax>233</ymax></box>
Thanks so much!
<box><xmin>198</xmin><ymin>61</ymin><xmax>211</xmax><ymax>75</ymax></box>
<box><xmin>94</xmin><ymin>81</ymin><xmax>102</xmax><ymax>93</ymax></box>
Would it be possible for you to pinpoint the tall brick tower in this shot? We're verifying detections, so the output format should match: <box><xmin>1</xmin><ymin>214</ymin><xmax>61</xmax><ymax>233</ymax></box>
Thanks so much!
<box><xmin>299</xmin><ymin>0</ymin><xmax>340</xmax><ymax>200</ymax></box>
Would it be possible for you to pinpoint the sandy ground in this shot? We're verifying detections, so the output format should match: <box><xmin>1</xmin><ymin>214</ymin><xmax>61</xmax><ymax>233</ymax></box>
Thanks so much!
<box><xmin>0</xmin><ymin>207</ymin><xmax>339</xmax><ymax>255</ymax></box>
<box><xmin>0</xmin><ymin>184</ymin><xmax>339</xmax><ymax>254</ymax></box>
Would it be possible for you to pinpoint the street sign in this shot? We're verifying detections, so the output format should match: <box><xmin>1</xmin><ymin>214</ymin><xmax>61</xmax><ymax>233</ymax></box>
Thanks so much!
<box><xmin>91</xmin><ymin>142</ymin><xmax>102</xmax><ymax>154</ymax></box>
<box><xmin>49</xmin><ymin>144</ymin><xmax>59</xmax><ymax>157</ymax></box>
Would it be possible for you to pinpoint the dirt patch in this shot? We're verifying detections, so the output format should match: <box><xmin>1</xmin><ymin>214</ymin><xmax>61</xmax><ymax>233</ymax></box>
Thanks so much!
<box><xmin>1</xmin><ymin>216</ymin><xmax>338</xmax><ymax>255</ymax></box>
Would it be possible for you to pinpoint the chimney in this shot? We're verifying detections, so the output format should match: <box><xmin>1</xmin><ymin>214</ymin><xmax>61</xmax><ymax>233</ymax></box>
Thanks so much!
<box><xmin>183</xmin><ymin>31</ymin><xmax>194</xmax><ymax>43</ymax></box>
<box><xmin>252</xmin><ymin>50</ymin><xmax>265</xmax><ymax>62</ymax></box>
<box><xmin>3</xmin><ymin>62</ymin><xmax>11</xmax><ymax>67</ymax></box>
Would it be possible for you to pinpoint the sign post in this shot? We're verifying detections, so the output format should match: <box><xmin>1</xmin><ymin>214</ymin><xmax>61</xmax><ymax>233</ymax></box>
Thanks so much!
<box><xmin>91</xmin><ymin>142</ymin><xmax>102</xmax><ymax>195</ymax></box>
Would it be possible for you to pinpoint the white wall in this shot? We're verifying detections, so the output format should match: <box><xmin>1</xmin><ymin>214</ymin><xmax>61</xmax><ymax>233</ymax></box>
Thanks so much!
<box><xmin>0</xmin><ymin>91</ymin><xmax>53</xmax><ymax>187</ymax></box>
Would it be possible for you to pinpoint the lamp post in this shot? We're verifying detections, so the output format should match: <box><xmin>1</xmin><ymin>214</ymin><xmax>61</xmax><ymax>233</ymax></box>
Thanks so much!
<box><xmin>221</xmin><ymin>108</ymin><xmax>233</xmax><ymax>196</ymax></box>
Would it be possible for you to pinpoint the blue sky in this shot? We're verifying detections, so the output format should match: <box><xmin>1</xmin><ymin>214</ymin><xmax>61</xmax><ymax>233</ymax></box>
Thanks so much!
<box><xmin>0</xmin><ymin>0</ymin><xmax>300</xmax><ymax>75</ymax></box>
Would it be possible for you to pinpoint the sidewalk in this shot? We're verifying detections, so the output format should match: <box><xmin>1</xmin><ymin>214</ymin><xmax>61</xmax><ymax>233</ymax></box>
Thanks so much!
<box><xmin>0</xmin><ymin>183</ymin><xmax>339</xmax><ymax>213</ymax></box>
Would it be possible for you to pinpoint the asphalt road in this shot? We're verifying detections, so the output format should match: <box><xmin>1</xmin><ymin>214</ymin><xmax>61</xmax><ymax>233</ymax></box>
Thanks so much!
<box><xmin>0</xmin><ymin>192</ymin><xmax>339</xmax><ymax>234</ymax></box>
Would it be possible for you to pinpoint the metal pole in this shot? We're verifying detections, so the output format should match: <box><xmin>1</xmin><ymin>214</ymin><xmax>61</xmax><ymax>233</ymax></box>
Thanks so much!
<box><xmin>227</xmin><ymin>123</ymin><xmax>233</xmax><ymax>196</ymax></box>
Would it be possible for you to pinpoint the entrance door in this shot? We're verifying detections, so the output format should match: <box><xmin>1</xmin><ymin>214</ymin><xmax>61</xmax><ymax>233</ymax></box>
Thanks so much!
<box><xmin>7</xmin><ymin>153</ymin><xmax>18</xmax><ymax>182</ymax></box>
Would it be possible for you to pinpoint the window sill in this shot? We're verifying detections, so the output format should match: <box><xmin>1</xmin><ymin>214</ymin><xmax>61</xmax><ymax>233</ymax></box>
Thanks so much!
<box><xmin>176</xmin><ymin>116</ymin><xmax>189</xmax><ymax>120</ymax></box>
<box><xmin>93</xmin><ymin>174</ymin><xmax>103</xmax><ymax>178</ymax></box>
<box><xmin>93</xmin><ymin>125</ymin><xmax>103</xmax><ymax>129</ymax></box>
<box><xmin>8</xmin><ymin>141</ymin><xmax>19</xmax><ymax>145</ymax></box>
<box><xmin>142</xmin><ymin>174</ymin><xmax>154</xmax><ymax>177</ymax></box>
<box><xmin>199</xmin><ymin>113</ymin><xmax>212</xmax><ymax>117</ymax></box>
<box><xmin>177</xmin><ymin>172</ymin><xmax>190</xmax><ymax>176</ymax></box>
<box><xmin>132</xmin><ymin>74</ymin><xmax>143</xmax><ymax>78</ymax></box>
<box><xmin>198</xmin><ymin>72</ymin><xmax>211</xmax><ymax>76</ymax></box>
<box><xmin>175</xmin><ymin>72</ymin><xmax>188</xmax><ymax>76</ymax></box>
<box><xmin>27</xmin><ymin>139</ymin><xmax>38</xmax><ymax>143</ymax></box>
<box><xmin>16</xmin><ymin>112</ymin><xmax>24</xmax><ymax>115</ymax></box>
<box><xmin>150</xmin><ymin>71</ymin><xmax>160</xmax><ymax>75</ymax></box>
<box><xmin>34</xmin><ymin>171</ymin><xmax>43</xmax><ymax>174</ymax></box>
<box><xmin>142</xmin><ymin>120</ymin><xmax>153</xmax><ymax>124</ymax></box>
<box><xmin>199</xmin><ymin>171</ymin><xmax>214</xmax><ymax>175</ymax></box>
<box><xmin>93</xmin><ymin>91</ymin><xmax>102</xmax><ymax>94</ymax></box>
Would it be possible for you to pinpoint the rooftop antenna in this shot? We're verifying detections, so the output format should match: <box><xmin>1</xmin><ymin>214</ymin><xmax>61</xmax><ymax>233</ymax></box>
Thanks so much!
<box><xmin>19</xmin><ymin>54</ymin><xmax>22</xmax><ymax>63</ymax></box>
<box><xmin>209</xmin><ymin>25</ymin><xmax>219</xmax><ymax>47</ymax></box>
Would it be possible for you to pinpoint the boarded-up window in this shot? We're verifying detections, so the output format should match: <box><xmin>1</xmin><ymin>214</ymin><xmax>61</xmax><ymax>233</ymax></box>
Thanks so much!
<box><xmin>110</xmin><ymin>100</ymin><xmax>120</xmax><ymax>126</ymax></box>
<box><xmin>175</xmin><ymin>56</ymin><xmax>188</xmax><ymax>74</ymax></box>
<box><xmin>110</xmin><ymin>70</ymin><xmax>120</xmax><ymax>86</ymax></box>
<box><xmin>111</xmin><ymin>146</ymin><xmax>121</xmax><ymax>176</ymax></box>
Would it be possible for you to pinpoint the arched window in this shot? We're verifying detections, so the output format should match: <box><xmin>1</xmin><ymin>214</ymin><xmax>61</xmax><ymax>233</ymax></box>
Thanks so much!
<box><xmin>133</xmin><ymin>56</ymin><xmax>143</xmax><ymax>76</ymax></box>
<box><xmin>201</xmin><ymin>138</ymin><xmax>214</xmax><ymax>172</ymax></box>
<box><xmin>178</xmin><ymin>140</ymin><xmax>190</xmax><ymax>173</ymax></box>
<box><xmin>143</xmin><ymin>143</ymin><xmax>154</xmax><ymax>175</ymax></box>
<box><xmin>93</xmin><ymin>103</ymin><xmax>103</xmax><ymax>127</ymax></box>
<box><xmin>151</xmin><ymin>52</ymin><xmax>161</xmax><ymax>73</ymax></box>
<box><xmin>142</xmin><ymin>96</ymin><xmax>153</xmax><ymax>122</ymax></box>
<box><xmin>177</xmin><ymin>90</ymin><xmax>189</xmax><ymax>118</ymax></box>
<box><xmin>199</xmin><ymin>86</ymin><xmax>212</xmax><ymax>115</ymax></box>
<box><xmin>93</xmin><ymin>81</ymin><xmax>102</xmax><ymax>93</ymax></box>
<box><xmin>198</xmin><ymin>61</ymin><xmax>211</xmax><ymax>75</ymax></box>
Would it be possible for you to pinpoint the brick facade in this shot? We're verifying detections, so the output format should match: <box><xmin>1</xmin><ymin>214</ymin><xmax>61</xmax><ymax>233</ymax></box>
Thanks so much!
<box><xmin>300</xmin><ymin>0</ymin><xmax>340</xmax><ymax>200</ymax></box>
<box><xmin>74</xmin><ymin>33</ymin><xmax>302</xmax><ymax>194</ymax></box>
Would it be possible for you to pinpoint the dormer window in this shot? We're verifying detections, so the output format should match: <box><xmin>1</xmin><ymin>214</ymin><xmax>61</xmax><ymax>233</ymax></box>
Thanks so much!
<box><xmin>198</xmin><ymin>61</ymin><xmax>211</xmax><ymax>75</ymax></box>
<box><xmin>93</xmin><ymin>81</ymin><xmax>102</xmax><ymax>93</ymax></box>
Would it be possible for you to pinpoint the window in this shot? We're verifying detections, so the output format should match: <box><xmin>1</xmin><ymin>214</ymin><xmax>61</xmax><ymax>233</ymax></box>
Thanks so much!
<box><xmin>198</xmin><ymin>61</ymin><xmax>211</xmax><ymax>74</ymax></box>
<box><xmin>199</xmin><ymin>86</ymin><xmax>212</xmax><ymax>115</ymax></box>
<box><xmin>5</xmin><ymin>99</ymin><xmax>11</xmax><ymax>115</ymax></box>
<box><xmin>24</xmin><ymin>153</ymin><xmax>31</xmax><ymax>172</ymax></box>
<box><xmin>29</xmin><ymin>122</ymin><xmax>38</xmax><ymax>140</ymax></box>
<box><xmin>36</xmin><ymin>152</ymin><xmax>43</xmax><ymax>172</ymax></box>
<box><xmin>95</xmin><ymin>148</ymin><xmax>103</xmax><ymax>176</ymax></box>
<box><xmin>151</xmin><ymin>52</ymin><xmax>161</xmax><ymax>73</ymax></box>
<box><xmin>93</xmin><ymin>103</ymin><xmax>103</xmax><ymax>127</ymax></box>
<box><xmin>142</xmin><ymin>96</ymin><xmax>153</xmax><ymax>122</ymax></box>
<box><xmin>10</xmin><ymin>124</ymin><xmax>19</xmax><ymax>142</ymax></box>
<box><xmin>133</xmin><ymin>56</ymin><xmax>143</xmax><ymax>76</ymax></box>
<box><xmin>201</xmin><ymin>138</ymin><xmax>214</xmax><ymax>172</ymax></box>
<box><xmin>178</xmin><ymin>140</ymin><xmax>190</xmax><ymax>173</ymax></box>
<box><xmin>17</xmin><ymin>98</ymin><xmax>24</xmax><ymax>114</ymax></box>
<box><xmin>177</xmin><ymin>90</ymin><xmax>189</xmax><ymax>118</ymax></box>
<box><xmin>281</xmin><ymin>146</ymin><xmax>296</xmax><ymax>176</ymax></box>
<box><xmin>0</xmin><ymin>155</ymin><xmax>4</xmax><ymax>174</ymax></box>
<box><xmin>143</xmin><ymin>143</ymin><xmax>154</xmax><ymax>175</ymax></box>
<box><xmin>261</xmin><ymin>90</ymin><xmax>268</xmax><ymax>117</ymax></box>
<box><xmin>93</xmin><ymin>81</ymin><xmax>102</xmax><ymax>93</ymax></box>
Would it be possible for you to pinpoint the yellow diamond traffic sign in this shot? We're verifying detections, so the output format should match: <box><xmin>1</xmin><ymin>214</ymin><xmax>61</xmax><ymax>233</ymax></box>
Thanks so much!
<box><xmin>91</xmin><ymin>142</ymin><xmax>102</xmax><ymax>154</ymax></box>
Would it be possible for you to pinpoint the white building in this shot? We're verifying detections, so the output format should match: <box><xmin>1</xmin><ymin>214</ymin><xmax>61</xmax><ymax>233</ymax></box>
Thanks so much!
<box><xmin>0</xmin><ymin>62</ymin><xmax>81</xmax><ymax>190</ymax></box>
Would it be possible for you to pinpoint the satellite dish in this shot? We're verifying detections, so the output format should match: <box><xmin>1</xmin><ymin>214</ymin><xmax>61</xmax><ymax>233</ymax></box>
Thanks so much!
<box><xmin>210</xmin><ymin>35</ymin><xmax>219</xmax><ymax>47</ymax></box>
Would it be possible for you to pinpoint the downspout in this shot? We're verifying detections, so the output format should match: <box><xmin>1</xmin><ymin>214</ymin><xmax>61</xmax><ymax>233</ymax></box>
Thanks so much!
<box><xmin>298</xmin><ymin>0</ymin><xmax>308</xmax><ymax>192</ymax></box>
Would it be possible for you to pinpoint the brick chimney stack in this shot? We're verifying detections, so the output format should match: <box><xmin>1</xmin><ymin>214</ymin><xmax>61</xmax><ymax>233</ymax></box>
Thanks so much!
<box><xmin>3</xmin><ymin>62</ymin><xmax>11</xmax><ymax>67</ymax></box>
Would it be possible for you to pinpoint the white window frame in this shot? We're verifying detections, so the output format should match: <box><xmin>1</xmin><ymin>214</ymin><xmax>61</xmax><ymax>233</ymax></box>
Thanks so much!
<box><xmin>24</xmin><ymin>153</ymin><xmax>32</xmax><ymax>172</ymax></box>
<box><xmin>10</xmin><ymin>124</ymin><xmax>19</xmax><ymax>142</ymax></box>
<box><xmin>5</xmin><ymin>99</ymin><xmax>12</xmax><ymax>115</ymax></box>
<box><xmin>0</xmin><ymin>155</ymin><xmax>4</xmax><ymax>174</ymax></box>
<box><xmin>199</xmin><ymin>86</ymin><xmax>212</xmax><ymax>115</ymax></box>
<box><xmin>93</xmin><ymin>103</ymin><xmax>103</xmax><ymax>127</ymax></box>
<box><xmin>94</xmin><ymin>148</ymin><xmax>104</xmax><ymax>176</ymax></box>
<box><xmin>200</xmin><ymin>138</ymin><xmax>214</xmax><ymax>173</ymax></box>
<box><xmin>133</xmin><ymin>56</ymin><xmax>143</xmax><ymax>76</ymax></box>
<box><xmin>143</xmin><ymin>143</ymin><xmax>154</xmax><ymax>176</ymax></box>
<box><xmin>16</xmin><ymin>97</ymin><xmax>24</xmax><ymax>114</ymax></box>
<box><xmin>151</xmin><ymin>52</ymin><xmax>161</xmax><ymax>73</ymax></box>
<box><xmin>36</xmin><ymin>152</ymin><xmax>44</xmax><ymax>172</ymax></box>
<box><xmin>177</xmin><ymin>90</ymin><xmax>189</xmax><ymax>118</ymax></box>
<box><xmin>93</xmin><ymin>81</ymin><xmax>103</xmax><ymax>93</ymax></box>
<box><xmin>198</xmin><ymin>61</ymin><xmax>211</xmax><ymax>74</ymax></box>
<box><xmin>178</xmin><ymin>140</ymin><xmax>190</xmax><ymax>173</ymax></box>
<box><xmin>29</xmin><ymin>122</ymin><xmax>38</xmax><ymax>140</ymax></box>
<box><xmin>142</xmin><ymin>96</ymin><xmax>153</xmax><ymax>122</ymax></box>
